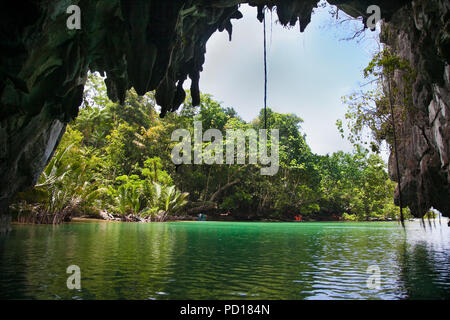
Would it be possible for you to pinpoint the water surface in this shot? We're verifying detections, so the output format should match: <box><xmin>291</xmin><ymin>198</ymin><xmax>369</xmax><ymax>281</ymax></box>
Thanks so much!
<box><xmin>0</xmin><ymin>220</ymin><xmax>449</xmax><ymax>299</ymax></box>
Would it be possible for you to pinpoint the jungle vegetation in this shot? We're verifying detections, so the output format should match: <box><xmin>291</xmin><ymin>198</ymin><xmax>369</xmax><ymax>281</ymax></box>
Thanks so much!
<box><xmin>10</xmin><ymin>72</ymin><xmax>407</xmax><ymax>223</ymax></box>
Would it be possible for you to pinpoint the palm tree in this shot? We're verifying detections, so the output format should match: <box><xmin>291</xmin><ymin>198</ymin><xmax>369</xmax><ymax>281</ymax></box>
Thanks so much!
<box><xmin>36</xmin><ymin>144</ymin><xmax>73</xmax><ymax>188</ymax></box>
<box><xmin>144</xmin><ymin>182</ymin><xmax>188</xmax><ymax>221</ymax></box>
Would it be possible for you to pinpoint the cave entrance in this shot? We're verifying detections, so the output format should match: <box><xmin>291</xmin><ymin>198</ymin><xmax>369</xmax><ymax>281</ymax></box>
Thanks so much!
<box><xmin>2</xmin><ymin>0</ymin><xmax>447</xmax><ymax>232</ymax></box>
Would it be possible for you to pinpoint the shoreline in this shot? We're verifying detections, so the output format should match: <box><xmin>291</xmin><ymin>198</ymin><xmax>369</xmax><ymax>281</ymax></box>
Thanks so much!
<box><xmin>66</xmin><ymin>217</ymin><xmax>418</xmax><ymax>224</ymax></box>
<box><xmin>10</xmin><ymin>216</ymin><xmax>426</xmax><ymax>226</ymax></box>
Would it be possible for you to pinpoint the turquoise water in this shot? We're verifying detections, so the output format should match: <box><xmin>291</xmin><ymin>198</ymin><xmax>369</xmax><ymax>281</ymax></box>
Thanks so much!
<box><xmin>0</xmin><ymin>220</ymin><xmax>449</xmax><ymax>299</ymax></box>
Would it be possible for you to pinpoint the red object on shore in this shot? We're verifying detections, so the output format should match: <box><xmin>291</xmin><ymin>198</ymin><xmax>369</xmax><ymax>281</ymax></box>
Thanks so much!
<box><xmin>295</xmin><ymin>215</ymin><xmax>302</xmax><ymax>222</ymax></box>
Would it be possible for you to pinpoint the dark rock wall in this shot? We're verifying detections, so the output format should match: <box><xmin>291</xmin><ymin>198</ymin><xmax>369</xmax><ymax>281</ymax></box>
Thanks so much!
<box><xmin>382</xmin><ymin>0</ymin><xmax>449</xmax><ymax>217</ymax></box>
<box><xmin>1</xmin><ymin>1</ymin><xmax>85</xmax><ymax>230</ymax></box>
<box><xmin>0</xmin><ymin>0</ymin><xmax>447</xmax><ymax>231</ymax></box>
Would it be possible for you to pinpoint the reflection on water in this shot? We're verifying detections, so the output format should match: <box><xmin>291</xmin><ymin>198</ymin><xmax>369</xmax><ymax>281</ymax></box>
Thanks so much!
<box><xmin>0</xmin><ymin>220</ymin><xmax>449</xmax><ymax>299</ymax></box>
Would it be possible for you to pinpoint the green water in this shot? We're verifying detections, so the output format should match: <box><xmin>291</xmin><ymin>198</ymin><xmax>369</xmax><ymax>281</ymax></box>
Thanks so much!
<box><xmin>0</xmin><ymin>220</ymin><xmax>449</xmax><ymax>300</ymax></box>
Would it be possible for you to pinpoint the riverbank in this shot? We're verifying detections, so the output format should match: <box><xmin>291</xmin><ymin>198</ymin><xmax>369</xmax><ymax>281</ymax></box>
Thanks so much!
<box><xmin>10</xmin><ymin>209</ymin><xmax>428</xmax><ymax>225</ymax></box>
<box><xmin>68</xmin><ymin>216</ymin><xmax>421</xmax><ymax>224</ymax></box>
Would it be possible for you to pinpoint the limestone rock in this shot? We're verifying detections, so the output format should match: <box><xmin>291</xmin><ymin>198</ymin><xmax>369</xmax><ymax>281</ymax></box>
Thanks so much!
<box><xmin>383</xmin><ymin>0</ymin><xmax>449</xmax><ymax>217</ymax></box>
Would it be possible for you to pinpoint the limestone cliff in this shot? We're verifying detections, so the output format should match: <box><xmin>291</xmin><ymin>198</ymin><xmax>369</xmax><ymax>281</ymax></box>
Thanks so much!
<box><xmin>382</xmin><ymin>0</ymin><xmax>449</xmax><ymax>217</ymax></box>
<box><xmin>0</xmin><ymin>0</ymin><xmax>448</xmax><ymax>231</ymax></box>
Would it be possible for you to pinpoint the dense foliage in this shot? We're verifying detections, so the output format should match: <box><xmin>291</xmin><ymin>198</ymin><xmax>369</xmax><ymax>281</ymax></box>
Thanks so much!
<box><xmin>11</xmin><ymin>73</ymin><xmax>405</xmax><ymax>223</ymax></box>
<box><xmin>337</xmin><ymin>48</ymin><xmax>416</xmax><ymax>222</ymax></box>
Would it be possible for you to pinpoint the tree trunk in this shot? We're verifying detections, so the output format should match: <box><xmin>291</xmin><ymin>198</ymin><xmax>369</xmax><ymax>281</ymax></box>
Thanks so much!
<box><xmin>186</xmin><ymin>203</ymin><xmax>217</xmax><ymax>215</ymax></box>
<box><xmin>209</xmin><ymin>179</ymin><xmax>239</xmax><ymax>202</ymax></box>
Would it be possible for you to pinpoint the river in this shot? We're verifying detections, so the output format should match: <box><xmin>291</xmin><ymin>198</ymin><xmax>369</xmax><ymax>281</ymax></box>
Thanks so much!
<box><xmin>0</xmin><ymin>220</ymin><xmax>449</xmax><ymax>299</ymax></box>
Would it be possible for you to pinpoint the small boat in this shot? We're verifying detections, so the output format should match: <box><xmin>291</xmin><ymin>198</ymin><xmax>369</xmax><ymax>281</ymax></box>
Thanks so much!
<box><xmin>197</xmin><ymin>213</ymin><xmax>206</xmax><ymax>221</ymax></box>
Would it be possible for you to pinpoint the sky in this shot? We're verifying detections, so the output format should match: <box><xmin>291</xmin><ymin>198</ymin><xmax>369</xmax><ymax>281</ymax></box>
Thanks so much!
<box><xmin>184</xmin><ymin>2</ymin><xmax>382</xmax><ymax>156</ymax></box>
